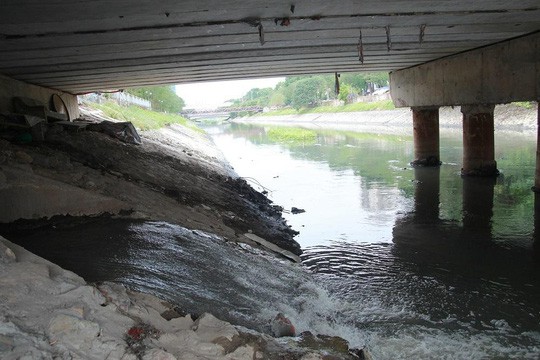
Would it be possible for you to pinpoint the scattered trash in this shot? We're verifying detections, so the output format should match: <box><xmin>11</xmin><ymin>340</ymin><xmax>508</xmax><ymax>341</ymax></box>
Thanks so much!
<box><xmin>87</xmin><ymin>120</ymin><xmax>142</xmax><ymax>145</ymax></box>
<box><xmin>0</xmin><ymin>113</ymin><xmax>46</xmax><ymax>142</ymax></box>
<box><xmin>270</xmin><ymin>313</ymin><xmax>295</xmax><ymax>337</ymax></box>
<box><xmin>127</xmin><ymin>326</ymin><xmax>145</xmax><ymax>341</ymax></box>
<box><xmin>15</xmin><ymin>132</ymin><xmax>32</xmax><ymax>143</ymax></box>
<box><xmin>125</xmin><ymin>323</ymin><xmax>160</xmax><ymax>357</ymax></box>
<box><xmin>275</xmin><ymin>17</ymin><xmax>291</xmax><ymax>26</ymax></box>
<box><xmin>291</xmin><ymin>207</ymin><xmax>305</xmax><ymax>214</ymax></box>
<box><xmin>13</xmin><ymin>96</ymin><xmax>67</xmax><ymax>122</ymax></box>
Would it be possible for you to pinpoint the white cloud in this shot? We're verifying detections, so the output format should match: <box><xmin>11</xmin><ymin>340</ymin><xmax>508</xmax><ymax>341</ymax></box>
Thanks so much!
<box><xmin>176</xmin><ymin>77</ymin><xmax>284</xmax><ymax>110</ymax></box>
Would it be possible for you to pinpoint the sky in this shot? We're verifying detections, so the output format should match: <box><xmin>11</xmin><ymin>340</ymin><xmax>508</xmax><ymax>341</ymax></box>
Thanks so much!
<box><xmin>176</xmin><ymin>77</ymin><xmax>284</xmax><ymax>110</ymax></box>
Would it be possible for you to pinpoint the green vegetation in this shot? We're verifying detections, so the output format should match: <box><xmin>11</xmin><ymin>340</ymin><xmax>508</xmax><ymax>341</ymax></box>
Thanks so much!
<box><xmin>290</xmin><ymin>77</ymin><xmax>326</xmax><ymax>109</ymax></box>
<box><xmin>513</xmin><ymin>101</ymin><xmax>535</xmax><ymax>109</ymax></box>
<box><xmin>87</xmin><ymin>101</ymin><xmax>201</xmax><ymax>132</ymax></box>
<box><xmin>266</xmin><ymin>127</ymin><xmax>318</xmax><ymax>144</ymax></box>
<box><xmin>125</xmin><ymin>85</ymin><xmax>185</xmax><ymax>113</ymax></box>
<box><xmin>230</xmin><ymin>72</ymin><xmax>390</xmax><ymax>111</ymax></box>
<box><xmin>233</xmin><ymin>88</ymin><xmax>274</xmax><ymax>107</ymax></box>
<box><xmin>260</xmin><ymin>100</ymin><xmax>395</xmax><ymax>116</ymax></box>
<box><xmin>229</xmin><ymin>123</ymin><xmax>415</xmax><ymax>192</ymax></box>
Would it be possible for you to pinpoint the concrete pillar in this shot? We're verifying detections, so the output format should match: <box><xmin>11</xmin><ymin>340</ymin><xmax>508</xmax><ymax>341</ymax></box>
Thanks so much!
<box><xmin>413</xmin><ymin>167</ymin><xmax>440</xmax><ymax>222</ymax></box>
<box><xmin>411</xmin><ymin>107</ymin><xmax>441</xmax><ymax>167</ymax></box>
<box><xmin>462</xmin><ymin>177</ymin><xmax>496</xmax><ymax>238</ymax></box>
<box><xmin>461</xmin><ymin>104</ymin><xmax>498</xmax><ymax>177</ymax></box>
<box><xmin>533</xmin><ymin>192</ymin><xmax>540</xmax><ymax>263</ymax></box>
<box><xmin>534</xmin><ymin>103</ymin><xmax>540</xmax><ymax>191</ymax></box>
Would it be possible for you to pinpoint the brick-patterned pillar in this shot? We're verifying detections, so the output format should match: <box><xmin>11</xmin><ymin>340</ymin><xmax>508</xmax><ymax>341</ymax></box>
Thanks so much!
<box><xmin>461</xmin><ymin>104</ymin><xmax>498</xmax><ymax>177</ymax></box>
<box><xmin>411</xmin><ymin>107</ymin><xmax>441</xmax><ymax>167</ymax></box>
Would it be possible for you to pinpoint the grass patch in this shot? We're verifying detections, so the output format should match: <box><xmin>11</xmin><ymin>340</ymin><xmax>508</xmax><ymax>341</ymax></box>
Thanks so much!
<box><xmin>260</xmin><ymin>100</ymin><xmax>395</xmax><ymax>116</ymax></box>
<box><xmin>266</xmin><ymin>127</ymin><xmax>318</xmax><ymax>144</ymax></box>
<box><xmin>512</xmin><ymin>101</ymin><xmax>535</xmax><ymax>109</ymax></box>
<box><xmin>85</xmin><ymin>101</ymin><xmax>202</xmax><ymax>132</ymax></box>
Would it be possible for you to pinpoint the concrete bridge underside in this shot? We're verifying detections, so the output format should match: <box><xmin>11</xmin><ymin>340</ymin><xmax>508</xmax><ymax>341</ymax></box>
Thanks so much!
<box><xmin>0</xmin><ymin>1</ymin><xmax>539</xmax><ymax>93</ymax></box>
<box><xmin>0</xmin><ymin>1</ymin><xmax>539</xmax><ymax>183</ymax></box>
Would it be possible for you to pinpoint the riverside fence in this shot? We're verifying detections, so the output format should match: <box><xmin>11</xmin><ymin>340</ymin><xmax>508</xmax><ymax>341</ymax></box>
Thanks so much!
<box><xmin>80</xmin><ymin>92</ymin><xmax>151</xmax><ymax>109</ymax></box>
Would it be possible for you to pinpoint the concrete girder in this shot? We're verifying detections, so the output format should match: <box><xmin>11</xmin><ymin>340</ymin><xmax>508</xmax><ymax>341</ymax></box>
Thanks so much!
<box><xmin>390</xmin><ymin>32</ymin><xmax>540</xmax><ymax>107</ymax></box>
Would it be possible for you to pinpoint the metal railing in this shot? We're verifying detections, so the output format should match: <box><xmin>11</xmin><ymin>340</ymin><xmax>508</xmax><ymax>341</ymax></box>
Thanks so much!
<box><xmin>80</xmin><ymin>92</ymin><xmax>151</xmax><ymax>109</ymax></box>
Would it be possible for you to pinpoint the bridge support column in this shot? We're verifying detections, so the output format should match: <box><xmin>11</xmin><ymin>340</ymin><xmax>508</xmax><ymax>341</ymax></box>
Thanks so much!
<box><xmin>461</xmin><ymin>104</ymin><xmax>498</xmax><ymax>177</ymax></box>
<box><xmin>534</xmin><ymin>103</ymin><xmax>540</xmax><ymax>191</ymax></box>
<box><xmin>534</xmin><ymin>192</ymin><xmax>540</xmax><ymax>262</ymax></box>
<box><xmin>411</xmin><ymin>107</ymin><xmax>441</xmax><ymax>167</ymax></box>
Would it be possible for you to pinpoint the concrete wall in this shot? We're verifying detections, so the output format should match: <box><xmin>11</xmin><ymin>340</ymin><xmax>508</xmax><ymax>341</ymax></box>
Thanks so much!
<box><xmin>0</xmin><ymin>74</ymin><xmax>79</xmax><ymax>119</ymax></box>
<box><xmin>390</xmin><ymin>32</ymin><xmax>540</xmax><ymax>107</ymax></box>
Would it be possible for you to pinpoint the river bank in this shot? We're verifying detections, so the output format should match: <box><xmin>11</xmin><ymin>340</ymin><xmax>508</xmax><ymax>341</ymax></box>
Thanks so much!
<box><xmin>238</xmin><ymin>103</ymin><xmax>538</xmax><ymax>135</ymax></box>
<box><xmin>0</xmin><ymin>105</ymin><xmax>301</xmax><ymax>258</ymax></box>
<box><xmin>0</xmin><ymin>107</ymin><xmax>375</xmax><ymax>358</ymax></box>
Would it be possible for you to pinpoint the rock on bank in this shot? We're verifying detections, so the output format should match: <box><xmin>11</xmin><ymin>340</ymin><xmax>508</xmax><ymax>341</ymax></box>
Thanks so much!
<box><xmin>0</xmin><ymin>236</ymin><xmax>369</xmax><ymax>360</ymax></box>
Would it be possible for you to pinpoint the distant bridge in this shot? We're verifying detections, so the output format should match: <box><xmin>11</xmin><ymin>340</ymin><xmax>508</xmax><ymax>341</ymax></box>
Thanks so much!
<box><xmin>181</xmin><ymin>106</ymin><xmax>264</xmax><ymax>120</ymax></box>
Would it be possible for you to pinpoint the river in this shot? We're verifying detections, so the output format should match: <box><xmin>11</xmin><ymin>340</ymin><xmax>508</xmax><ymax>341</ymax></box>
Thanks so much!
<box><xmin>206</xmin><ymin>121</ymin><xmax>540</xmax><ymax>359</ymax></box>
<box><xmin>5</xmin><ymin>118</ymin><xmax>540</xmax><ymax>359</ymax></box>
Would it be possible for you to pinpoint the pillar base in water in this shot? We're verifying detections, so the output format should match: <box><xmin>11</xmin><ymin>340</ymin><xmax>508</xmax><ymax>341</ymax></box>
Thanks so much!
<box><xmin>461</xmin><ymin>163</ymin><xmax>499</xmax><ymax>177</ymax></box>
<box><xmin>411</xmin><ymin>157</ymin><xmax>442</xmax><ymax>167</ymax></box>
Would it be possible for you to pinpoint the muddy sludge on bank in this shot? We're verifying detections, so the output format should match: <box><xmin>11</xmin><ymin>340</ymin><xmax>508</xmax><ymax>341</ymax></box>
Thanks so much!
<box><xmin>0</xmin><ymin>108</ymin><xmax>301</xmax><ymax>257</ymax></box>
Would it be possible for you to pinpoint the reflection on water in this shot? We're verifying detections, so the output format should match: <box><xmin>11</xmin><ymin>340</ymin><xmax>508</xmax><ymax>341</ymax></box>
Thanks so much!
<box><xmin>209</xmin><ymin>122</ymin><xmax>540</xmax><ymax>358</ymax></box>
<box><xmin>211</xmin><ymin>123</ymin><xmax>537</xmax><ymax>247</ymax></box>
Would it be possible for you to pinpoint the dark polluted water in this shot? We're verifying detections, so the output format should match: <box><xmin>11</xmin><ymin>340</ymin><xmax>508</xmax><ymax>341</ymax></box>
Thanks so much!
<box><xmin>5</xmin><ymin>121</ymin><xmax>540</xmax><ymax>359</ymax></box>
<box><xmin>207</xmin><ymin>122</ymin><xmax>540</xmax><ymax>358</ymax></box>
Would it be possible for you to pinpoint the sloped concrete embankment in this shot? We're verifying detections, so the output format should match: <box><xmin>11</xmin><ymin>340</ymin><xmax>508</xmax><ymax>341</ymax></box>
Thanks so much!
<box><xmin>239</xmin><ymin>103</ymin><xmax>538</xmax><ymax>135</ymax></box>
<box><xmin>0</xmin><ymin>119</ymin><xmax>300</xmax><ymax>257</ymax></box>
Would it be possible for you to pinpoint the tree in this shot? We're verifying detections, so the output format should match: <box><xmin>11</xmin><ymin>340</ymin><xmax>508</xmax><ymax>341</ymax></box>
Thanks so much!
<box><xmin>225</xmin><ymin>71</ymin><xmax>390</xmax><ymax>110</ymax></box>
<box><xmin>290</xmin><ymin>77</ymin><xmax>325</xmax><ymax>109</ymax></box>
<box><xmin>126</xmin><ymin>86</ymin><xmax>185</xmax><ymax>113</ymax></box>
<box><xmin>338</xmin><ymin>84</ymin><xmax>359</xmax><ymax>103</ymax></box>
<box><xmin>230</xmin><ymin>87</ymin><xmax>275</xmax><ymax>107</ymax></box>
<box><xmin>268</xmin><ymin>90</ymin><xmax>286</xmax><ymax>106</ymax></box>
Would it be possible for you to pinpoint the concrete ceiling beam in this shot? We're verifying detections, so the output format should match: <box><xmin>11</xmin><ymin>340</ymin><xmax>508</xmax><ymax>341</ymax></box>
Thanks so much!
<box><xmin>390</xmin><ymin>32</ymin><xmax>540</xmax><ymax>106</ymax></box>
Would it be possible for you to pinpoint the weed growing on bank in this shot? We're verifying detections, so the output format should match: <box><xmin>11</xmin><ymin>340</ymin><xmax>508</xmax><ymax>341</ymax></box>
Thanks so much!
<box><xmin>86</xmin><ymin>101</ymin><xmax>202</xmax><ymax>132</ymax></box>
<box><xmin>260</xmin><ymin>100</ymin><xmax>395</xmax><ymax>116</ymax></box>
<box><xmin>266</xmin><ymin>127</ymin><xmax>318</xmax><ymax>144</ymax></box>
<box><xmin>513</xmin><ymin>101</ymin><xmax>535</xmax><ymax>109</ymax></box>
